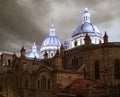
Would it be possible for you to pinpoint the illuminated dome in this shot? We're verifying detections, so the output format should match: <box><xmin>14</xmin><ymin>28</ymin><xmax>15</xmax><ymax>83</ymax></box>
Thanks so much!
<box><xmin>71</xmin><ymin>8</ymin><xmax>103</xmax><ymax>48</ymax></box>
<box><xmin>72</xmin><ymin>22</ymin><xmax>102</xmax><ymax>37</ymax></box>
<box><xmin>63</xmin><ymin>40</ymin><xmax>69</xmax><ymax>50</ymax></box>
<box><xmin>40</xmin><ymin>21</ymin><xmax>61</xmax><ymax>59</ymax></box>
<box><xmin>41</xmin><ymin>35</ymin><xmax>61</xmax><ymax>47</ymax></box>
<box><xmin>26</xmin><ymin>42</ymin><xmax>40</xmax><ymax>59</ymax></box>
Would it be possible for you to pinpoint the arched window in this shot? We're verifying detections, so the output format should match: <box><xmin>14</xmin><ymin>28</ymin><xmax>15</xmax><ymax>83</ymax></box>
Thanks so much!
<box><xmin>38</xmin><ymin>80</ymin><xmax>40</xmax><ymax>88</ymax></box>
<box><xmin>41</xmin><ymin>78</ymin><xmax>43</xmax><ymax>89</ymax></box>
<box><xmin>74</xmin><ymin>41</ymin><xmax>77</xmax><ymax>47</ymax></box>
<box><xmin>48</xmin><ymin>79</ymin><xmax>51</xmax><ymax>89</ymax></box>
<box><xmin>25</xmin><ymin>78</ymin><xmax>29</xmax><ymax>88</ymax></box>
<box><xmin>94</xmin><ymin>60</ymin><xmax>100</xmax><ymax>79</ymax></box>
<box><xmin>114</xmin><ymin>59</ymin><xmax>120</xmax><ymax>79</ymax></box>
<box><xmin>72</xmin><ymin>56</ymin><xmax>78</xmax><ymax>66</ymax></box>
<box><xmin>86</xmin><ymin>16</ymin><xmax>87</xmax><ymax>20</ymax></box>
<box><xmin>84</xmin><ymin>17</ymin><xmax>85</xmax><ymax>21</ymax></box>
<box><xmin>44</xmin><ymin>77</ymin><xmax>46</xmax><ymax>89</ymax></box>
<box><xmin>51</xmin><ymin>53</ymin><xmax>53</xmax><ymax>57</ymax></box>
<box><xmin>41</xmin><ymin>75</ymin><xmax>46</xmax><ymax>90</ymax></box>
<box><xmin>8</xmin><ymin>59</ymin><xmax>11</xmax><ymax>66</ymax></box>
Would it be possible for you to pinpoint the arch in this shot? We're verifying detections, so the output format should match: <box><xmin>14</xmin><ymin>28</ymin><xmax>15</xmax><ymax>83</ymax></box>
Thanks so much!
<box><xmin>65</xmin><ymin>51</ymin><xmax>82</xmax><ymax>68</ymax></box>
<box><xmin>22</xmin><ymin>71</ymin><xmax>31</xmax><ymax>78</ymax></box>
<box><xmin>22</xmin><ymin>71</ymin><xmax>31</xmax><ymax>88</ymax></box>
<box><xmin>72</xmin><ymin>56</ymin><xmax>79</xmax><ymax>66</ymax></box>
<box><xmin>36</xmin><ymin>66</ymin><xmax>52</xmax><ymax>78</ymax></box>
<box><xmin>74</xmin><ymin>40</ymin><xmax>78</xmax><ymax>46</ymax></box>
<box><xmin>35</xmin><ymin>66</ymin><xmax>53</xmax><ymax>90</ymax></box>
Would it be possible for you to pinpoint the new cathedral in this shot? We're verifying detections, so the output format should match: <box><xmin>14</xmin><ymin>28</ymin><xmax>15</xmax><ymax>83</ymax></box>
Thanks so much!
<box><xmin>0</xmin><ymin>8</ymin><xmax>120</xmax><ymax>97</ymax></box>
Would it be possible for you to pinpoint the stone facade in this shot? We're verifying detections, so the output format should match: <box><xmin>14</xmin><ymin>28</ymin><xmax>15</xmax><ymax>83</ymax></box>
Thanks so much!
<box><xmin>0</xmin><ymin>33</ymin><xmax>120</xmax><ymax>97</ymax></box>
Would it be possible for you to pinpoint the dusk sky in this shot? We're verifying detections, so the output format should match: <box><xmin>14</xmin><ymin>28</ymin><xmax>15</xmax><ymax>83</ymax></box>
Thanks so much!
<box><xmin>0</xmin><ymin>0</ymin><xmax>120</xmax><ymax>53</ymax></box>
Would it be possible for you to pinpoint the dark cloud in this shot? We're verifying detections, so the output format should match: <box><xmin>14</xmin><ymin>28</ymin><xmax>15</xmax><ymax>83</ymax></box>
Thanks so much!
<box><xmin>0</xmin><ymin>0</ymin><xmax>51</xmax><ymax>52</ymax></box>
<box><xmin>0</xmin><ymin>0</ymin><xmax>120</xmax><ymax>53</ymax></box>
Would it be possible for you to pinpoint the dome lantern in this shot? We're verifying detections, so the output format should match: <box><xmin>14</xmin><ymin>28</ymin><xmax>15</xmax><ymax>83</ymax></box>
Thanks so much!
<box><xmin>32</xmin><ymin>42</ymin><xmax>37</xmax><ymax>53</ymax></box>
<box><xmin>49</xmin><ymin>19</ymin><xmax>55</xmax><ymax>36</ymax></box>
<box><xmin>26</xmin><ymin>42</ymin><xmax>40</xmax><ymax>59</ymax></box>
<box><xmin>82</xmin><ymin>8</ymin><xmax>90</xmax><ymax>24</ymax></box>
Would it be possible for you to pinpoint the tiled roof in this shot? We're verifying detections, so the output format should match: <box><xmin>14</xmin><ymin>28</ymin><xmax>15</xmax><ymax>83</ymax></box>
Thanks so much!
<box><xmin>65</xmin><ymin>78</ymin><xmax>104</xmax><ymax>91</ymax></box>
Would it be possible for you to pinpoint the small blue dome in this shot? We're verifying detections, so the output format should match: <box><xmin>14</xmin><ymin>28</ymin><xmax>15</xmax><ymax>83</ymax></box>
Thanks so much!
<box><xmin>72</xmin><ymin>22</ymin><xmax>101</xmax><ymax>37</ymax></box>
<box><xmin>26</xmin><ymin>52</ymin><xmax>40</xmax><ymax>59</ymax></box>
<box><xmin>63</xmin><ymin>40</ymin><xmax>69</xmax><ymax>50</ymax></box>
<box><xmin>64</xmin><ymin>40</ymin><xmax>69</xmax><ymax>46</ymax></box>
<box><xmin>41</xmin><ymin>35</ymin><xmax>61</xmax><ymax>47</ymax></box>
<box><xmin>26</xmin><ymin>42</ymin><xmax>40</xmax><ymax>59</ymax></box>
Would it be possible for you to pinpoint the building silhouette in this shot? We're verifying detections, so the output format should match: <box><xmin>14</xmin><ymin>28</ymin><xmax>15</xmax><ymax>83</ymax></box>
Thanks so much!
<box><xmin>0</xmin><ymin>8</ymin><xmax>120</xmax><ymax>97</ymax></box>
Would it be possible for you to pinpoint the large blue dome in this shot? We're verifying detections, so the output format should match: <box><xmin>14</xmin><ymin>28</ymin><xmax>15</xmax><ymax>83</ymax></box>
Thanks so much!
<box><xmin>71</xmin><ymin>8</ymin><xmax>104</xmax><ymax>48</ymax></box>
<box><xmin>41</xmin><ymin>35</ymin><xmax>61</xmax><ymax>47</ymax></box>
<box><xmin>72</xmin><ymin>22</ymin><xmax>101</xmax><ymax>37</ymax></box>
<box><xmin>40</xmin><ymin>21</ymin><xmax>61</xmax><ymax>59</ymax></box>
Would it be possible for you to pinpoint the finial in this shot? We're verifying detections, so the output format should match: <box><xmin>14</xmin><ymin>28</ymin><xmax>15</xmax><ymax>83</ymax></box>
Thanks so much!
<box><xmin>44</xmin><ymin>52</ymin><xmax>48</xmax><ymax>59</ymax></box>
<box><xmin>13</xmin><ymin>52</ymin><xmax>17</xmax><ymax>58</ymax></box>
<box><xmin>104</xmin><ymin>31</ymin><xmax>108</xmax><ymax>44</ymax></box>
<box><xmin>50</xmin><ymin>18</ymin><xmax>55</xmax><ymax>36</ymax></box>
<box><xmin>51</xmin><ymin>18</ymin><xmax>54</xmax><ymax>28</ymax></box>
<box><xmin>34</xmin><ymin>56</ymin><xmax>37</xmax><ymax>61</ymax></box>
<box><xmin>21</xmin><ymin>46</ymin><xmax>25</xmax><ymax>52</ymax></box>
<box><xmin>84</xmin><ymin>33</ymin><xmax>91</xmax><ymax>45</ymax></box>
<box><xmin>105</xmin><ymin>31</ymin><xmax>107</xmax><ymax>35</ymax></box>
<box><xmin>20</xmin><ymin>46</ymin><xmax>26</xmax><ymax>58</ymax></box>
<box><xmin>104</xmin><ymin>31</ymin><xmax>108</xmax><ymax>38</ymax></box>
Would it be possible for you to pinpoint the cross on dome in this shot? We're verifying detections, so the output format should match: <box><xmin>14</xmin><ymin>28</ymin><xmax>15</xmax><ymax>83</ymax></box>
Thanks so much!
<box><xmin>85</xmin><ymin>8</ymin><xmax>88</xmax><ymax>11</ymax></box>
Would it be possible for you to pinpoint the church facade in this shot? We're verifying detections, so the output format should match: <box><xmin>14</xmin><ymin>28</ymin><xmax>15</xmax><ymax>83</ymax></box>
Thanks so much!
<box><xmin>0</xmin><ymin>8</ymin><xmax>120</xmax><ymax>97</ymax></box>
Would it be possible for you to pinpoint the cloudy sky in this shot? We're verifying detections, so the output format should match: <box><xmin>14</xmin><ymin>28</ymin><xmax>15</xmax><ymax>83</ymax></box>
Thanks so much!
<box><xmin>0</xmin><ymin>0</ymin><xmax>120</xmax><ymax>53</ymax></box>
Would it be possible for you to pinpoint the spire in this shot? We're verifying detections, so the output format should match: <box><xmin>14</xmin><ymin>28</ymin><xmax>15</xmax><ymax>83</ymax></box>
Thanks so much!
<box><xmin>20</xmin><ymin>46</ymin><xmax>26</xmax><ymax>58</ymax></box>
<box><xmin>20</xmin><ymin>46</ymin><xmax>25</xmax><ymax>52</ymax></box>
<box><xmin>32</xmin><ymin>42</ymin><xmax>37</xmax><ymax>52</ymax></box>
<box><xmin>84</xmin><ymin>33</ymin><xmax>91</xmax><ymax>45</ymax></box>
<box><xmin>50</xmin><ymin>19</ymin><xmax>55</xmax><ymax>36</ymax></box>
<box><xmin>103</xmin><ymin>31</ymin><xmax>108</xmax><ymax>44</ymax></box>
<box><xmin>82</xmin><ymin>8</ymin><xmax>90</xmax><ymax>24</ymax></box>
<box><xmin>12</xmin><ymin>52</ymin><xmax>17</xmax><ymax>60</ymax></box>
<box><xmin>44</xmin><ymin>52</ymin><xmax>48</xmax><ymax>59</ymax></box>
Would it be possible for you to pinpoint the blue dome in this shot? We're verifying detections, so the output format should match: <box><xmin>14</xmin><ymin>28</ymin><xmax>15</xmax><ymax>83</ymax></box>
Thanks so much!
<box><xmin>26</xmin><ymin>52</ymin><xmax>40</xmax><ymax>59</ymax></box>
<box><xmin>26</xmin><ymin>42</ymin><xmax>40</xmax><ymax>59</ymax></box>
<box><xmin>64</xmin><ymin>40</ymin><xmax>69</xmax><ymax>46</ymax></box>
<box><xmin>72</xmin><ymin>22</ymin><xmax>101</xmax><ymax>37</ymax></box>
<box><xmin>41</xmin><ymin>35</ymin><xmax>61</xmax><ymax>47</ymax></box>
